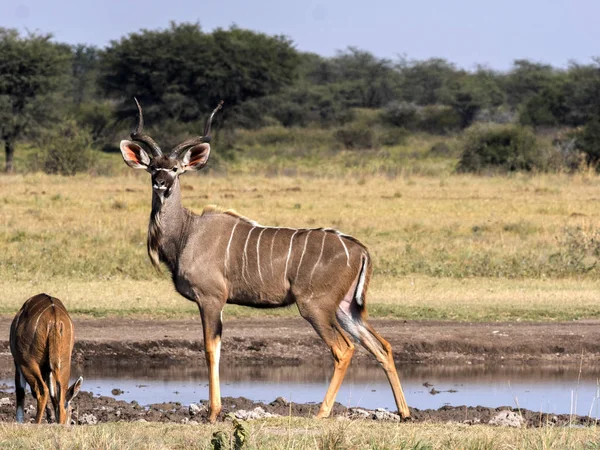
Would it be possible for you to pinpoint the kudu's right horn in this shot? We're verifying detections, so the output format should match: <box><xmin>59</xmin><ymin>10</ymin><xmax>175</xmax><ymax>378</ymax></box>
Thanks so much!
<box><xmin>130</xmin><ymin>97</ymin><xmax>163</xmax><ymax>157</ymax></box>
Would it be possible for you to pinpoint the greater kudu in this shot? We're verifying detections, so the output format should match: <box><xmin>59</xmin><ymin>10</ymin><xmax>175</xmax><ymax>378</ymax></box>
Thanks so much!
<box><xmin>10</xmin><ymin>293</ymin><xmax>83</xmax><ymax>424</ymax></box>
<box><xmin>119</xmin><ymin>100</ymin><xmax>410</xmax><ymax>422</ymax></box>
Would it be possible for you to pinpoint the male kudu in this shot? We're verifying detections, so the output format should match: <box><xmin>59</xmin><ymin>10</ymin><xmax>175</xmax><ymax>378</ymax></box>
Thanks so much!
<box><xmin>119</xmin><ymin>100</ymin><xmax>410</xmax><ymax>422</ymax></box>
<box><xmin>10</xmin><ymin>293</ymin><xmax>83</xmax><ymax>424</ymax></box>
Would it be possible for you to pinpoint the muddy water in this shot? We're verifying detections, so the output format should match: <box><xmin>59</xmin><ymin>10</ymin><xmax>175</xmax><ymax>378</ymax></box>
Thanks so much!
<box><xmin>3</xmin><ymin>363</ymin><xmax>600</xmax><ymax>417</ymax></box>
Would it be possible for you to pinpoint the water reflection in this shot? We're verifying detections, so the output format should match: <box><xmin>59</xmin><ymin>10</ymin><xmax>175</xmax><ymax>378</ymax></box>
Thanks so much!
<box><xmin>3</xmin><ymin>362</ymin><xmax>600</xmax><ymax>417</ymax></box>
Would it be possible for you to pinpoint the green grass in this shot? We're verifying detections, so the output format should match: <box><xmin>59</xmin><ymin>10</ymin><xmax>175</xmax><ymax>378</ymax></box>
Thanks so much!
<box><xmin>1</xmin><ymin>419</ymin><xmax>599</xmax><ymax>449</ymax></box>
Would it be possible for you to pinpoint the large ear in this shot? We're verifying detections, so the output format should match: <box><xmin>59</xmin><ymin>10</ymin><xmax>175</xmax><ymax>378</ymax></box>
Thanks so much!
<box><xmin>120</xmin><ymin>140</ymin><xmax>150</xmax><ymax>169</ymax></box>
<box><xmin>66</xmin><ymin>376</ymin><xmax>83</xmax><ymax>403</ymax></box>
<box><xmin>182</xmin><ymin>143</ymin><xmax>211</xmax><ymax>171</ymax></box>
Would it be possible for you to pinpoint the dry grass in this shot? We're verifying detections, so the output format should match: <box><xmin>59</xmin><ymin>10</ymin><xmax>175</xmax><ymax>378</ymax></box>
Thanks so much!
<box><xmin>0</xmin><ymin>419</ymin><xmax>598</xmax><ymax>449</ymax></box>
<box><xmin>1</xmin><ymin>171</ymin><xmax>600</xmax><ymax>321</ymax></box>
<box><xmin>0</xmin><ymin>276</ymin><xmax>598</xmax><ymax>321</ymax></box>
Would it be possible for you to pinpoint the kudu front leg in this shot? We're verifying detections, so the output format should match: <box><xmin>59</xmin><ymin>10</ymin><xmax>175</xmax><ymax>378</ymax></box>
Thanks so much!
<box><xmin>199</xmin><ymin>303</ymin><xmax>224</xmax><ymax>423</ymax></box>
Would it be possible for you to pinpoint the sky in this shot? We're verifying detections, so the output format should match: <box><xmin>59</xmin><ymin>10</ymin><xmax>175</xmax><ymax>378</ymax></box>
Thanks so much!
<box><xmin>1</xmin><ymin>0</ymin><xmax>599</xmax><ymax>71</ymax></box>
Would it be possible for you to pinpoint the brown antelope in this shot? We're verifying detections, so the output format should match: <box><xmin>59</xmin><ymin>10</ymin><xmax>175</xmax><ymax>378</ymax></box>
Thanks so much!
<box><xmin>119</xmin><ymin>99</ymin><xmax>410</xmax><ymax>422</ymax></box>
<box><xmin>10</xmin><ymin>293</ymin><xmax>83</xmax><ymax>424</ymax></box>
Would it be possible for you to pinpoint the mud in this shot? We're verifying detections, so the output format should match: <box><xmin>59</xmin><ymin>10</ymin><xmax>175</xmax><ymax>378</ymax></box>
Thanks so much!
<box><xmin>0</xmin><ymin>390</ymin><xmax>594</xmax><ymax>427</ymax></box>
<box><xmin>1</xmin><ymin>317</ymin><xmax>599</xmax><ymax>426</ymax></box>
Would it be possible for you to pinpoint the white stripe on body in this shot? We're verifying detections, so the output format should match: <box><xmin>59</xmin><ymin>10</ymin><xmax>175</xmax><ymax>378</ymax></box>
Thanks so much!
<box><xmin>269</xmin><ymin>228</ymin><xmax>280</xmax><ymax>277</ymax></box>
<box><xmin>308</xmin><ymin>231</ymin><xmax>327</xmax><ymax>290</ymax></box>
<box><xmin>336</xmin><ymin>234</ymin><xmax>350</xmax><ymax>267</ymax></box>
<box><xmin>242</xmin><ymin>226</ymin><xmax>255</xmax><ymax>283</ymax></box>
<box><xmin>224</xmin><ymin>220</ymin><xmax>239</xmax><ymax>274</ymax></box>
<box><xmin>32</xmin><ymin>305</ymin><xmax>53</xmax><ymax>337</ymax></box>
<box><xmin>283</xmin><ymin>230</ymin><xmax>299</xmax><ymax>284</ymax></box>
<box><xmin>255</xmin><ymin>228</ymin><xmax>267</xmax><ymax>283</ymax></box>
<box><xmin>295</xmin><ymin>230</ymin><xmax>312</xmax><ymax>279</ymax></box>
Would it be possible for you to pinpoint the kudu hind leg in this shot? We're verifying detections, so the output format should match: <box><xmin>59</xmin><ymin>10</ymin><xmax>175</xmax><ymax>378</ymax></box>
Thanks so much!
<box><xmin>199</xmin><ymin>303</ymin><xmax>224</xmax><ymax>423</ymax></box>
<box><xmin>14</xmin><ymin>365</ymin><xmax>26</xmax><ymax>423</ymax></box>
<box><xmin>299</xmin><ymin>307</ymin><xmax>355</xmax><ymax>418</ymax></box>
<box><xmin>337</xmin><ymin>311</ymin><xmax>410</xmax><ymax>418</ymax></box>
<box><xmin>21</xmin><ymin>366</ymin><xmax>49</xmax><ymax>424</ymax></box>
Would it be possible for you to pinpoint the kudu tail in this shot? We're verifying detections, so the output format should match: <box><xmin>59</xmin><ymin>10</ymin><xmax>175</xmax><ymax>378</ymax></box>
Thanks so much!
<box><xmin>353</xmin><ymin>252</ymin><xmax>372</xmax><ymax>310</ymax></box>
<box><xmin>47</xmin><ymin>319</ymin><xmax>65</xmax><ymax>400</ymax></box>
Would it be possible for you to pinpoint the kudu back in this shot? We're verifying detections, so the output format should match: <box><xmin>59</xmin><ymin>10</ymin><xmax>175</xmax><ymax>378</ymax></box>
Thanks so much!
<box><xmin>10</xmin><ymin>293</ymin><xmax>83</xmax><ymax>424</ymax></box>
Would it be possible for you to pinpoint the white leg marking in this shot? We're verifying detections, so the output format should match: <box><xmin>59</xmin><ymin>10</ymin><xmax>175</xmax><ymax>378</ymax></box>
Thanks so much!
<box><xmin>283</xmin><ymin>230</ymin><xmax>299</xmax><ymax>284</ymax></box>
<box><xmin>295</xmin><ymin>230</ymin><xmax>312</xmax><ymax>279</ymax></box>
<box><xmin>337</xmin><ymin>234</ymin><xmax>350</xmax><ymax>267</ymax></box>
<box><xmin>242</xmin><ymin>226</ymin><xmax>255</xmax><ymax>283</ymax></box>
<box><xmin>214</xmin><ymin>339</ymin><xmax>222</xmax><ymax>369</ymax></box>
<box><xmin>256</xmin><ymin>227</ymin><xmax>267</xmax><ymax>284</ymax></box>
<box><xmin>270</xmin><ymin>228</ymin><xmax>280</xmax><ymax>277</ymax></box>
<box><xmin>225</xmin><ymin>220</ymin><xmax>239</xmax><ymax>275</ymax></box>
<box><xmin>49</xmin><ymin>373</ymin><xmax>55</xmax><ymax>398</ymax></box>
<box><xmin>308</xmin><ymin>231</ymin><xmax>327</xmax><ymax>290</ymax></box>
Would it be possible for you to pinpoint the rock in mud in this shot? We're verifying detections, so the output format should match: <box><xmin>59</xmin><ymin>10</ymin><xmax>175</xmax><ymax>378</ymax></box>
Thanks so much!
<box><xmin>234</xmin><ymin>407</ymin><xmax>279</xmax><ymax>420</ymax></box>
<box><xmin>270</xmin><ymin>396</ymin><xmax>289</xmax><ymax>407</ymax></box>
<box><xmin>111</xmin><ymin>389</ymin><xmax>124</xmax><ymax>396</ymax></box>
<box><xmin>347</xmin><ymin>407</ymin><xmax>400</xmax><ymax>421</ymax></box>
<box><xmin>0</xmin><ymin>398</ymin><xmax>12</xmax><ymax>406</ymax></box>
<box><xmin>347</xmin><ymin>408</ymin><xmax>371</xmax><ymax>419</ymax></box>
<box><xmin>189</xmin><ymin>403</ymin><xmax>206</xmax><ymax>416</ymax></box>
<box><xmin>489</xmin><ymin>410</ymin><xmax>525</xmax><ymax>428</ymax></box>
<box><xmin>78</xmin><ymin>413</ymin><xmax>99</xmax><ymax>425</ymax></box>
<box><xmin>374</xmin><ymin>408</ymin><xmax>401</xmax><ymax>421</ymax></box>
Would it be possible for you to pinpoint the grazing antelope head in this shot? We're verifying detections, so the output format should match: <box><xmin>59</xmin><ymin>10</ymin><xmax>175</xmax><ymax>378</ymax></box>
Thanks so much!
<box><xmin>119</xmin><ymin>100</ymin><xmax>411</xmax><ymax>423</ymax></box>
<box><xmin>10</xmin><ymin>294</ymin><xmax>83</xmax><ymax>424</ymax></box>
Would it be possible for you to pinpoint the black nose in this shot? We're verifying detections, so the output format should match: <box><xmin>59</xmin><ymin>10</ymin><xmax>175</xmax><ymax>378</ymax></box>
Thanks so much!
<box><xmin>157</xmin><ymin>179</ymin><xmax>165</xmax><ymax>186</ymax></box>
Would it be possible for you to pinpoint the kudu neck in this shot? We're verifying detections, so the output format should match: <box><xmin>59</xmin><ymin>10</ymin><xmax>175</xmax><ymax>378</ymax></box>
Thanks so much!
<box><xmin>149</xmin><ymin>178</ymin><xmax>189</xmax><ymax>271</ymax></box>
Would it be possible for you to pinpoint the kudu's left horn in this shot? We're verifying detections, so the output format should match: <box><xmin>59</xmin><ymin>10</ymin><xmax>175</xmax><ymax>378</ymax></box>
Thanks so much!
<box><xmin>171</xmin><ymin>100</ymin><xmax>224</xmax><ymax>160</ymax></box>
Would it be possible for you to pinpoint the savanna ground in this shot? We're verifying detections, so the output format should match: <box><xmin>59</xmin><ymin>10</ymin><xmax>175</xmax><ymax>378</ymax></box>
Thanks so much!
<box><xmin>2</xmin><ymin>145</ymin><xmax>600</xmax><ymax>448</ymax></box>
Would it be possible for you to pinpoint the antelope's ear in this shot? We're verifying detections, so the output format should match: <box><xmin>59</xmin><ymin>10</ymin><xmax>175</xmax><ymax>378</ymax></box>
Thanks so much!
<box><xmin>182</xmin><ymin>143</ymin><xmax>211</xmax><ymax>171</ymax></box>
<box><xmin>120</xmin><ymin>140</ymin><xmax>150</xmax><ymax>169</ymax></box>
<box><xmin>66</xmin><ymin>376</ymin><xmax>83</xmax><ymax>402</ymax></box>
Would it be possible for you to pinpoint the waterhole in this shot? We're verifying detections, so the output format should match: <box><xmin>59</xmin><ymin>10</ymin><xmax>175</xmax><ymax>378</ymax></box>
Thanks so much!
<box><xmin>3</xmin><ymin>362</ymin><xmax>600</xmax><ymax>416</ymax></box>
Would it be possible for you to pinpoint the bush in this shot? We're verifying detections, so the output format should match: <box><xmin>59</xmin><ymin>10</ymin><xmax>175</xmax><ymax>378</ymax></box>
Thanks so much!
<box><xmin>379</xmin><ymin>128</ymin><xmax>409</xmax><ymax>147</ymax></box>
<box><xmin>35</xmin><ymin>119</ymin><xmax>94</xmax><ymax>175</ymax></box>
<box><xmin>429</xmin><ymin>142</ymin><xmax>452</xmax><ymax>156</ymax></box>
<box><xmin>73</xmin><ymin>101</ymin><xmax>116</xmax><ymax>145</ymax></box>
<box><xmin>381</xmin><ymin>102</ymin><xmax>461</xmax><ymax>134</ymax></box>
<box><xmin>334</xmin><ymin>123</ymin><xmax>377</xmax><ymax>149</ymax></box>
<box><xmin>380</xmin><ymin>101</ymin><xmax>419</xmax><ymax>129</ymax></box>
<box><xmin>418</xmin><ymin>105</ymin><xmax>462</xmax><ymax>134</ymax></box>
<box><xmin>578</xmin><ymin>116</ymin><xmax>600</xmax><ymax>166</ymax></box>
<box><xmin>457</xmin><ymin>124</ymin><xmax>547</xmax><ymax>173</ymax></box>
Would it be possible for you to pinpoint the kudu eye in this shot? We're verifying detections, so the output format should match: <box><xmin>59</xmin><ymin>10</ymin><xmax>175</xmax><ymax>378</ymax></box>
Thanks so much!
<box><xmin>172</xmin><ymin>167</ymin><xmax>177</xmax><ymax>173</ymax></box>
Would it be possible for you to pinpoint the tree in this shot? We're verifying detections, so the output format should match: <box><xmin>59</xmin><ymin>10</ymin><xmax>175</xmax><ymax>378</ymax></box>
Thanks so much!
<box><xmin>503</xmin><ymin>59</ymin><xmax>556</xmax><ymax>108</ymax></box>
<box><xmin>98</xmin><ymin>22</ymin><xmax>300</xmax><ymax>126</ymax></box>
<box><xmin>397</xmin><ymin>58</ymin><xmax>459</xmax><ymax>105</ymax></box>
<box><xmin>0</xmin><ymin>29</ymin><xmax>71</xmax><ymax>172</ymax></box>
<box><xmin>564</xmin><ymin>60</ymin><xmax>600</xmax><ymax>126</ymax></box>
<box><xmin>578</xmin><ymin>115</ymin><xmax>600</xmax><ymax>166</ymax></box>
<box><xmin>449</xmin><ymin>67</ymin><xmax>505</xmax><ymax>128</ymax></box>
